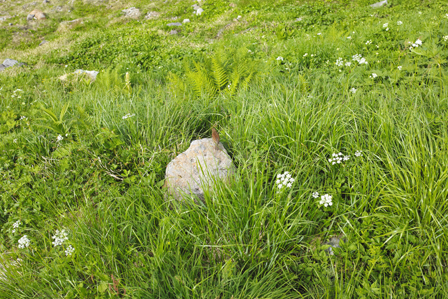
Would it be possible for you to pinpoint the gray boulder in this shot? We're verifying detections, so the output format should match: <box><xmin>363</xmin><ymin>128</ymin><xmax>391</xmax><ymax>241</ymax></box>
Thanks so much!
<box><xmin>164</xmin><ymin>138</ymin><xmax>235</xmax><ymax>201</ymax></box>
<box><xmin>27</xmin><ymin>14</ymin><xmax>35</xmax><ymax>21</ymax></box>
<box><xmin>167</xmin><ymin>22</ymin><xmax>182</xmax><ymax>27</ymax></box>
<box><xmin>1</xmin><ymin>59</ymin><xmax>25</xmax><ymax>70</ymax></box>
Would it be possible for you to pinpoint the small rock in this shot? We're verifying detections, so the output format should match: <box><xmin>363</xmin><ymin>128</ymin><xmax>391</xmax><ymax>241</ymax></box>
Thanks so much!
<box><xmin>370</xmin><ymin>0</ymin><xmax>387</xmax><ymax>8</ymax></box>
<box><xmin>164</xmin><ymin>138</ymin><xmax>235</xmax><ymax>201</ymax></box>
<box><xmin>27</xmin><ymin>14</ymin><xmax>35</xmax><ymax>21</ymax></box>
<box><xmin>195</xmin><ymin>8</ymin><xmax>204</xmax><ymax>15</ymax></box>
<box><xmin>324</xmin><ymin>236</ymin><xmax>345</xmax><ymax>256</ymax></box>
<box><xmin>182</xmin><ymin>19</ymin><xmax>190</xmax><ymax>23</ymax></box>
<box><xmin>169</xmin><ymin>29</ymin><xmax>178</xmax><ymax>35</ymax></box>
<box><xmin>74</xmin><ymin>69</ymin><xmax>99</xmax><ymax>81</ymax></box>
<box><xmin>144</xmin><ymin>11</ymin><xmax>160</xmax><ymax>20</ymax></box>
<box><xmin>39</xmin><ymin>40</ymin><xmax>48</xmax><ymax>46</ymax></box>
<box><xmin>59</xmin><ymin>69</ymin><xmax>99</xmax><ymax>82</ymax></box>
<box><xmin>0</xmin><ymin>59</ymin><xmax>26</xmax><ymax>72</ymax></box>
<box><xmin>9</xmin><ymin>23</ymin><xmax>13</xmax><ymax>26</ymax></box>
<box><xmin>167</xmin><ymin>22</ymin><xmax>182</xmax><ymax>27</ymax></box>
<box><xmin>43</xmin><ymin>0</ymin><xmax>50</xmax><ymax>3</ymax></box>
<box><xmin>29</xmin><ymin>9</ymin><xmax>46</xmax><ymax>20</ymax></box>
<box><xmin>122</xmin><ymin>7</ymin><xmax>141</xmax><ymax>19</ymax></box>
<box><xmin>229</xmin><ymin>3</ymin><xmax>236</xmax><ymax>7</ymax></box>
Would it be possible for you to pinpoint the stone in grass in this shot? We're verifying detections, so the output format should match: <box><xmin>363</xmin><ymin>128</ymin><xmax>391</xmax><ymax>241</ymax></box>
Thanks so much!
<box><xmin>164</xmin><ymin>138</ymin><xmax>235</xmax><ymax>202</ymax></box>
<box><xmin>144</xmin><ymin>11</ymin><xmax>160</xmax><ymax>20</ymax></box>
<box><xmin>0</xmin><ymin>59</ymin><xmax>26</xmax><ymax>72</ymax></box>
<box><xmin>370</xmin><ymin>0</ymin><xmax>387</xmax><ymax>8</ymax></box>
<box><xmin>59</xmin><ymin>69</ymin><xmax>99</xmax><ymax>82</ymax></box>
<box><xmin>122</xmin><ymin>7</ymin><xmax>141</xmax><ymax>19</ymax></box>
<box><xmin>167</xmin><ymin>22</ymin><xmax>182</xmax><ymax>27</ymax></box>
<box><xmin>324</xmin><ymin>236</ymin><xmax>346</xmax><ymax>255</ymax></box>
<box><xmin>169</xmin><ymin>30</ymin><xmax>179</xmax><ymax>35</ymax></box>
<box><xmin>39</xmin><ymin>40</ymin><xmax>48</xmax><ymax>46</ymax></box>
<box><xmin>28</xmin><ymin>9</ymin><xmax>46</xmax><ymax>20</ymax></box>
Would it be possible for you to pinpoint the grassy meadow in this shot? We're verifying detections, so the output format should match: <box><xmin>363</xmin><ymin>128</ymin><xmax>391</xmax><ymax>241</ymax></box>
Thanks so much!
<box><xmin>1</xmin><ymin>0</ymin><xmax>448</xmax><ymax>297</ymax></box>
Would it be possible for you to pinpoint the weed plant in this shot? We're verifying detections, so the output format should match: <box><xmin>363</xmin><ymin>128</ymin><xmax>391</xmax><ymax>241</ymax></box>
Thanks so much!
<box><xmin>1</xmin><ymin>0</ymin><xmax>448</xmax><ymax>298</ymax></box>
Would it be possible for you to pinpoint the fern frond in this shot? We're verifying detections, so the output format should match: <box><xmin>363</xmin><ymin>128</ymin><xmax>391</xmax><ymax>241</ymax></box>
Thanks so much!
<box><xmin>211</xmin><ymin>57</ymin><xmax>228</xmax><ymax>90</ymax></box>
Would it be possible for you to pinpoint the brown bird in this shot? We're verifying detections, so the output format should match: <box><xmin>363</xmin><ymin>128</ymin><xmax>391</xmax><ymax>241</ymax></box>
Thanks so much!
<box><xmin>212</xmin><ymin>127</ymin><xmax>220</xmax><ymax>150</ymax></box>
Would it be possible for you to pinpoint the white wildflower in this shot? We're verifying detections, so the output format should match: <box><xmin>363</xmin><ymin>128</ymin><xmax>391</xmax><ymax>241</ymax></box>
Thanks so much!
<box><xmin>52</xmin><ymin>229</ymin><xmax>69</xmax><ymax>247</ymax></box>
<box><xmin>303</xmin><ymin>53</ymin><xmax>308</xmax><ymax>57</ymax></box>
<box><xmin>276</xmin><ymin>56</ymin><xmax>283</xmax><ymax>61</ymax></box>
<box><xmin>276</xmin><ymin>171</ymin><xmax>295</xmax><ymax>190</ymax></box>
<box><xmin>65</xmin><ymin>245</ymin><xmax>75</xmax><ymax>256</ymax></box>
<box><xmin>335</xmin><ymin>58</ymin><xmax>343</xmax><ymax>67</ymax></box>
<box><xmin>443</xmin><ymin>36</ymin><xmax>448</xmax><ymax>41</ymax></box>
<box><xmin>312</xmin><ymin>192</ymin><xmax>319</xmax><ymax>198</ymax></box>
<box><xmin>365</xmin><ymin>40</ymin><xmax>372</xmax><ymax>45</ymax></box>
<box><xmin>350</xmin><ymin>88</ymin><xmax>357</xmax><ymax>94</ymax></box>
<box><xmin>355</xmin><ymin>150</ymin><xmax>362</xmax><ymax>157</ymax></box>
<box><xmin>56</xmin><ymin>135</ymin><xmax>63</xmax><ymax>142</ymax></box>
<box><xmin>345</xmin><ymin>61</ymin><xmax>351</xmax><ymax>67</ymax></box>
<box><xmin>317</xmin><ymin>32</ymin><xmax>322</xmax><ymax>35</ymax></box>
<box><xmin>397</xmin><ymin>21</ymin><xmax>403</xmax><ymax>25</ymax></box>
<box><xmin>347</xmin><ymin>36</ymin><xmax>352</xmax><ymax>39</ymax></box>
<box><xmin>18</xmin><ymin>235</ymin><xmax>30</xmax><ymax>248</ymax></box>
<box><xmin>122</xmin><ymin>113</ymin><xmax>135</xmax><ymax>120</ymax></box>
<box><xmin>383</xmin><ymin>23</ymin><xmax>388</xmax><ymax>28</ymax></box>
<box><xmin>370</xmin><ymin>73</ymin><xmax>378</xmax><ymax>79</ymax></box>
<box><xmin>319</xmin><ymin>194</ymin><xmax>333</xmax><ymax>207</ymax></box>
<box><xmin>397</xmin><ymin>66</ymin><xmax>402</xmax><ymax>70</ymax></box>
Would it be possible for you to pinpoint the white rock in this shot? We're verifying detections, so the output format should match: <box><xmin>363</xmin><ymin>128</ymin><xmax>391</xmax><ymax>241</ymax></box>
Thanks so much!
<box><xmin>122</xmin><ymin>7</ymin><xmax>141</xmax><ymax>19</ymax></box>
<box><xmin>370</xmin><ymin>0</ymin><xmax>387</xmax><ymax>8</ymax></box>
<box><xmin>196</xmin><ymin>8</ymin><xmax>204</xmax><ymax>15</ymax></box>
<box><xmin>145</xmin><ymin>11</ymin><xmax>160</xmax><ymax>20</ymax></box>
<box><xmin>165</xmin><ymin>138</ymin><xmax>235</xmax><ymax>201</ymax></box>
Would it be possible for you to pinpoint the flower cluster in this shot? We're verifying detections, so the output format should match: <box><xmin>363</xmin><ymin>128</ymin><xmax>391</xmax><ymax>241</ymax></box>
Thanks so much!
<box><xmin>18</xmin><ymin>235</ymin><xmax>30</xmax><ymax>248</ymax></box>
<box><xmin>276</xmin><ymin>171</ymin><xmax>295</xmax><ymax>190</ymax></box>
<box><xmin>57</xmin><ymin>135</ymin><xmax>64</xmax><ymax>142</ymax></box>
<box><xmin>383</xmin><ymin>23</ymin><xmax>389</xmax><ymax>31</ymax></box>
<box><xmin>319</xmin><ymin>194</ymin><xmax>333</xmax><ymax>207</ymax></box>
<box><xmin>397</xmin><ymin>21</ymin><xmax>403</xmax><ymax>25</ymax></box>
<box><xmin>350</xmin><ymin>88</ymin><xmax>357</xmax><ymax>94</ymax></box>
<box><xmin>65</xmin><ymin>245</ymin><xmax>75</xmax><ymax>256</ymax></box>
<box><xmin>276</xmin><ymin>56</ymin><xmax>283</xmax><ymax>61</ymax></box>
<box><xmin>12</xmin><ymin>220</ymin><xmax>21</xmax><ymax>233</ymax></box>
<box><xmin>329</xmin><ymin>152</ymin><xmax>350</xmax><ymax>165</ymax></box>
<box><xmin>52</xmin><ymin>229</ymin><xmax>69</xmax><ymax>247</ymax></box>
<box><xmin>365</xmin><ymin>40</ymin><xmax>372</xmax><ymax>45</ymax></box>
<box><xmin>352</xmin><ymin>54</ymin><xmax>368</xmax><ymax>65</ymax></box>
<box><xmin>369</xmin><ymin>73</ymin><xmax>378</xmax><ymax>79</ymax></box>
<box><xmin>409</xmin><ymin>39</ymin><xmax>422</xmax><ymax>50</ymax></box>
<box><xmin>443</xmin><ymin>36</ymin><xmax>448</xmax><ymax>42</ymax></box>
<box><xmin>397</xmin><ymin>66</ymin><xmax>402</xmax><ymax>70</ymax></box>
<box><xmin>355</xmin><ymin>150</ymin><xmax>363</xmax><ymax>157</ymax></box>
<box><xmin>122</xmin><ymin>113</ymin><xmax>135</xmax><ymax>120</ymax></box>
<box><xmin>11</xmin><ymin>89</ymin><xmax>23</xmax><ymax>99</ymax></box>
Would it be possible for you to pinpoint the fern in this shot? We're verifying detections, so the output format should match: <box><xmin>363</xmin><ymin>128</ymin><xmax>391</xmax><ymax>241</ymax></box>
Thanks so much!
<box><xmin>168</xmin><ymin>47</ymin><xmax>260</xmax><ymax>99</ymax></box>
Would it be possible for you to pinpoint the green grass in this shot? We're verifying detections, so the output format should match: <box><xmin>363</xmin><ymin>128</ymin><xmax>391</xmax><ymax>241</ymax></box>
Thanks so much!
<box><xmin>1</xmin><ymin>0</ymin><xmax>448</xmax><ymax>298</ymax></box>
